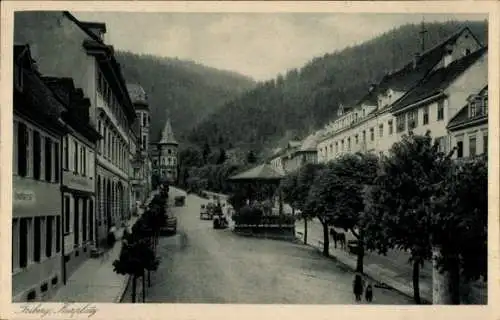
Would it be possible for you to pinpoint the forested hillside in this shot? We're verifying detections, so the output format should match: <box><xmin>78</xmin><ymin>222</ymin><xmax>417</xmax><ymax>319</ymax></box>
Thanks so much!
<box><xmin>116</xmin><ymin>52</ymin><xmax>256</xmax><ymax>142</ymax></box>
<box><xmin>187</xmin><ymin>20</ymin><xmax>487</xmax><ymax>159</ymax></box>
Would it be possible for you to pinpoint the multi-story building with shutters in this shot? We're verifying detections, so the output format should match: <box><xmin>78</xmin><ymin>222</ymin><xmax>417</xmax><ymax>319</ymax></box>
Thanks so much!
<box><xmin>12</xmin><ymin>45</ymin><xmax>67</xmax><ymax>302</ymax></box>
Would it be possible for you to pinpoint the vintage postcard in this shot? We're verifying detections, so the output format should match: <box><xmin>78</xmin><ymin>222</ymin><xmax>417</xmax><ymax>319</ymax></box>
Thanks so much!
<box><xmin>1</xmin><ymin>1</ymin><xmax>499</xmax><ymax>320</ymax></box>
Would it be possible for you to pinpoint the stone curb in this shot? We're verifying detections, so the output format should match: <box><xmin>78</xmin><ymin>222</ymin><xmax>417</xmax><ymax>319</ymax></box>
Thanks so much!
<box><xmin>116</xmin><ymin>275</ymin><xmax>131</xmax><ymax>303</ymax></box>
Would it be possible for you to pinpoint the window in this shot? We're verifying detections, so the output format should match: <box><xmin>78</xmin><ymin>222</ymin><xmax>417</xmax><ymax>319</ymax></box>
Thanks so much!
<box><xmin>45</xmin><ymin>138</ymin><xmax>52</xmax><ymax>182</ymax></box>
<box><xmin>436</xmin><ymin>136</ymin><xmax>447</xmax><ymax>154</ymax></box>
<box><xmin>396</xmin><ymin>114</ymin><xmax>405</xmax><ymax>132</ymax></box>
<box><xmin>465</xmin><ymin>48</ymin><xmax>471</xmax><ymax>55</ymax></box>
<box><xmin>470</xmin><ymin>100</ymin><xmax>477</xmax><ymax>117</ymax></box>
<box><xmin>19</xmin><ymin>218</ymin><xmax>29</xmax><ymax>268</ymax></box>
<box><xmin>33</xmin><ymin>131</ymin><xmax>41</xmax><ymax>180</ymax></box>
<box><xmin>142</xmin><ymin>135</ymin><xmax>147</xmax><ymax>150</ymax></box>
<box><xmin>142</xmin><ymin>113</ymin><xmax>146</xmax><ymax>127</ymax></box>
<box><xmin>74</xmin><ymin>141</ymin><xmax>78</xmax><ymax>173</ymax></box>
<box><xmin>355</xmin><ymin>135</ymin><xmax>359</xmax><ymax>144</ymax></box>
<box><xmin>168</xmin><ymin>149</ymin><xmax>172</xmax><ymax>155</ymax></box>
<box><xmin>335</xmin><ymin>142</ymin><xmax>338</xmax><ymax>154</ymax></box>
<box><xmin>54</xmin><ymin>142</ymin><xmax>60</xmax><ymax>182</ymax></box>
<box><xmin>81</xmin><ymin>146</ymin><xmax>86</xmax><ymax>175</ymax></box>
<box><xmin>82</xmin><ymin>199</ymin><xmax>87</xmax><ymax>243</ymax></box>
<box><xmin>64</xmin><ymin>136</ymin><xmax>69</xmax><ymax>169</ymax></box>
<box><xmin>74</xmin><ymin>198</ymin><xmax>79</xmax><ymax>245</ymax></box>
<box><xmin>469</xmin><ymin>136</ymin><xmax>477</xmax><ymax>157</ymax></box>
<box><xmin>370</xmin><ymin>128</ymin><xmax>374</xmax><ymax>141</ymax></box>
<box><xmin>483</xmin><ymin>133</ymin><xmax>488</xmax><ymax>155</ymax></box>
<box><xmin>379</xmin><ymin>124</ymin><xmax>383</xmax><ymax>137</ymax></box>
<box><xmin>64</xmin><ymin>196</ymin><xmax>70</xmax><ymax>234</ymax></box>
<box><xmin>56</xmin><ymin>216</ymin><xmax>61</xmax><ymax>253</ymax></box>
<box><xmin>423</xmin><ymin>106</ymin><xmax>429</xmax><ymax>125</ymax></box>
<box><xmin>388</xmin><ymin>120</ymin><xmax>394</xmax><ymax>135</ymax></box>
<box><xmin>456</xmin><ymin>141</ymin><xmax>463</xmax><ymax>158</ymax></box>
<box><xmin>17</xmin><ymin>122</ymin><xmax>28</xmax><ymax>177</ymax></box>
<box><xmin>437</xmin><ymin>101</ymin><xmax>444</xmax><ymax>121</ymax></box>
<box><xmin>347</xmin><ymin>137</ymin><xmax>351</xmax><ymax>151</ymax></box>
<box><xmin>408</xmin><ymin>110</ymin><xmax>418</xmax><ymax>129</ymax></box>
<box><xmin>89</xmin><ymin>199</ymin><xmax>94</xmax><ymax>242</ymax></box>
<box><xmin>362</xmin><ymin>130</ymin><xmax>366</xmax><ymax>143</ymax></box>
<box><xmin>46</xmin><ymin>216</ymin><xmax>53</xmax><ymax>258</ymax></box>
<box><xmin>34</xmin><ymin>217</ymin><xmax>41</xmax><ymax>262</ymax></box>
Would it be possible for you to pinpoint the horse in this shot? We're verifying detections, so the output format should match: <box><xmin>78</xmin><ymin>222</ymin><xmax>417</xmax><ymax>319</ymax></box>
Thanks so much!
<box><xmin>330</xmin><ymin>228</ymin><xmax>346</xmax><ymax>250</ymax></box>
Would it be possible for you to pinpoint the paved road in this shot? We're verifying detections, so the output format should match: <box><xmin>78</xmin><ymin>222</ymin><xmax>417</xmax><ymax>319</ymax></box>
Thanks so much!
<box><xmin>144</xmin><ymin>187</ymin><xmax>413</xmax><ymax>304</ymax></box>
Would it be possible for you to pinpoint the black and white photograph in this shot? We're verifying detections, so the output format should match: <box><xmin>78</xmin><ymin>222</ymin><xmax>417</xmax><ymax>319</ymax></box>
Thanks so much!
<box><xmin>2</xmin><ymin>1</ymin><xmax>498</xmax><ymax>318</ymax></box>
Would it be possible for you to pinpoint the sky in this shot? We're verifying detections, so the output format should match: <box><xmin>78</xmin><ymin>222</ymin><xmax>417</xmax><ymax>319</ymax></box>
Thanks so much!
<box><xmin>74</xmin><ymin>12</ymin><xmax>486</xmax><ymax>81</ymax></box>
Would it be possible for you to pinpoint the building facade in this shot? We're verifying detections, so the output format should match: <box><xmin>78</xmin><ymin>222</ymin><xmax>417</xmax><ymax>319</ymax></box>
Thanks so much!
<box><xmin>15</xmin><ymin>11</ymin><xmax>138</xmax><ymax>248</ymax></box>
<box><xmin>43</xmin><ymin>77</ymin><xmax>101</xmax><ymax>283</ymax></box>
<box><xmin>316</xmin><ymin>27</ymin><xmax>487</xmax><ymax>163</ymax></box>
<box><xmin>152</xmin><ymin>118</ymin><xmax>179</xmax><ymax>184</ymax></box>
<box><xmin>12</xmin><ymin>45</ymin><xmax>67</xmax><ymax>302</ymax></box>
<box><xmin>447</xmin><ymin>86</ymin><xmax>488</xmax><ymax>160</ymax></box>
<box><xmin>281</xmin><ymin>134</ymin><xmax>319</xmax><ymax>173</ymax></box>
<box><xmin>127</xmin><ymin>84</ymin><xmax>152</xmax><ymax>206</ymax></box>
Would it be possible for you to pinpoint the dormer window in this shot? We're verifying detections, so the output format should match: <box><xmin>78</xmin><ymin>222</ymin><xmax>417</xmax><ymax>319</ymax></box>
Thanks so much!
<box><xmin>14</xmin><ymin>65</ymin><xmax>23</xmax><ymax>92</ymax></box>
<box><xmin>465</xmin><ymin>48</ymin><xmax>471</xmax><ymax>56</ymax></box>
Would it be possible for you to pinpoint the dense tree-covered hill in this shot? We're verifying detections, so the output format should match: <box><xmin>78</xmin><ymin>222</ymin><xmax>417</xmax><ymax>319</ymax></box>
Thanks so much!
<box><xmin>187</xmin><ymin>20</ymin><xmax>487</xmax><ymax>159</ymax></box>
<box><xmin>116</xmin><ymin>52</ymin><xmax>256</xmax><ymax>142</ymax></box>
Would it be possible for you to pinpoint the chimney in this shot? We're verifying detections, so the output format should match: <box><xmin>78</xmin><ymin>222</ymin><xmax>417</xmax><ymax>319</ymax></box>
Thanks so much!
<box><xmin>413</xmin><ymin>53</ymin><xmax>421</xmax><ymax>69</ymax></box>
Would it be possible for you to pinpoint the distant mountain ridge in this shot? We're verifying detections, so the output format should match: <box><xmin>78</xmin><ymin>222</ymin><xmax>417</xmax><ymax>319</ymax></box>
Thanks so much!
<box><xmin>187</xmin><ymin>20</ymin><xmax>488</xmax><ymax>159</ymax></box>
<box><xmin>116</xmin><ymin>51</ymin><xmax>256</xmax><ymax>142</ymax></box>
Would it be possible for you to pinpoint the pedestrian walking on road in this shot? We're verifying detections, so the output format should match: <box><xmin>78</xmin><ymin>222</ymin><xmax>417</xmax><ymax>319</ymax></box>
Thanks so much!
<box><xmin>353</xmin><ymin>273</ymin><xmax>364</xmax><ymax>302</ymax></box>
<box><xmin>365</xmin><ymin>282</ymin><xmax>373</xmax><ymax>302</ymax></box>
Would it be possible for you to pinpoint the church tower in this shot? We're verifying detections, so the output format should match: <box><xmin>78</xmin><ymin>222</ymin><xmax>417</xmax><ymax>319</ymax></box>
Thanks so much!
<box><xmin>157</xmin><ymin>117</ymin><xmax>178</xmax><ymax>183</ymax></box>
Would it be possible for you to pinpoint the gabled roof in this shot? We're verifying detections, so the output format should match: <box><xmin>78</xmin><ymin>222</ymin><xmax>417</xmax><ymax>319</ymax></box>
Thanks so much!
<box><xmin>287</xmin><ymin>140</ymin><xmax>302</xmax><ymax>148</ymax></box>
<box><xmin>299</xmin><ymin>133</ymin><xmax>320</xmax><ymax>151</ymax></box>
<box><xmin>158</xmin><ymin>118</ymin><xmax>178</xmax><ymax>145</ymax></box>
<box><xmin>391</xmin><ymin>46</ymin><xmax>487</xmax><ymax>113</ymax></box>
<box><xmin>447</xmin><ymin>85</ymin><xmax>488</xmax><ymax>130</ymax></box>
<box><xmin>377</xmin><ymin>27</ymin><xmax>476</xmax><ymax>95</ymax></box>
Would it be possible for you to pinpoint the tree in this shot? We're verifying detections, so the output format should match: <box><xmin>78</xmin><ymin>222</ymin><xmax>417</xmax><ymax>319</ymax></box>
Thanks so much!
<box><xmin>430</xmin><ymin>156</ymin><xmax>487</xmax><ymax>304</ymax></box>
<box><xmin>202</xmin><ymin>142</ymin><xmax>211</xmax><ymax>164</ymax></box>
<box><xmin>113</xmin><ymin>227</ymin><xmax>159</xmax><ymax>303</ymax></box>
<box><xmin>179</xmin><ymin>145</ymin><xmax>204</xmax><ymax>168</ymax></box>
<box><xmin>363</xmin><ymin>131</ymin><xmax>453</xmax><ymax>304</ymax></box>
<box><xmin>280</xmin><ymin>163</ymin><xmax>324</xmax><ymax>244</ymax></box>
<box><xmin>247</xmin><ymin>150</ymin><xmax>257</xmax><ymax>164</ymax></box>
<box><xmin>217</xmin><ymin>148</ymin><xmax>227</xmax><ymax>165</ymax></box>
<box><xmin>307</xmin><ymin>153</ymin><xmax>378</xmax><ymax>264</ymax></box>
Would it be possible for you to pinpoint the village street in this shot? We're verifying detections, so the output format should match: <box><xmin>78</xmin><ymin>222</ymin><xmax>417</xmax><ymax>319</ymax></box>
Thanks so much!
<box><xmin>130</xmin><ymin>187</ymin><xmax>413</xmax><ymax>304</ymax></box>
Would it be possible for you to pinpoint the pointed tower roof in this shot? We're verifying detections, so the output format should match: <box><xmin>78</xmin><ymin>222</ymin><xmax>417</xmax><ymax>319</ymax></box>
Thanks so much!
<box><xmin>158</xmin><ymin>118</ymin><xmax>178</xmax><ymax>145</ymax></box>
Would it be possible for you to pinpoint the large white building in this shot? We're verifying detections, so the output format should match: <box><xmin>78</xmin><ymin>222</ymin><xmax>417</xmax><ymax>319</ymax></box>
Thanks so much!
<box><xmin>316</xmin><ymin>27</ymin><xmax>487</xmax><ymax>162</ymax></box>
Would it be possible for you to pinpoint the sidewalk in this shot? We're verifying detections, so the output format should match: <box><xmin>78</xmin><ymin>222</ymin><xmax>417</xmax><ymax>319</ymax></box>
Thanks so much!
<box><xmin>295</xmin><ymin>219</ymin><xmax>433</xmax><ymax>303</ymax></box>
<box><xmin>50</xmin><ymin>195</ymin><xmax>156</xmax><ymax>302</ymax></box>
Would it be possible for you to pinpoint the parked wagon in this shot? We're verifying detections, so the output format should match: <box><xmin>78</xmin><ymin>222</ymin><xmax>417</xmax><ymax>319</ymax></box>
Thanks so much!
<box><xmin>174</xmin><ymin>196</ymin><xmax>185</xmax><ymax>207</ymax></box>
